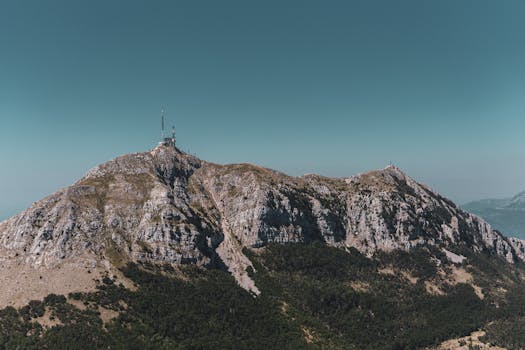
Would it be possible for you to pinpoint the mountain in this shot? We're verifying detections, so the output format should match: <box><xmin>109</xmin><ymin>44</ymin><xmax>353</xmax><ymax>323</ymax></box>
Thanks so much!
<box><xmin>463</xmin><ymin>192</ymin><xmax>525</xmax><ymax>239</ymax></box>
<box><xmin>1</xmin><ymin>144</ymin><xmax>523</xmax><ymax>298</ymax></box>
<box><xmin>2</xmin><ymin>144</ymin><xmax>525</xmax><ymax>349</ymax></box>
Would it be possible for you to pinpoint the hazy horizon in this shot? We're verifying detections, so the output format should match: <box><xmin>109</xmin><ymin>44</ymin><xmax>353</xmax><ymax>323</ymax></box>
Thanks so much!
<box><xmin>3</xmin><ymin>0</ymin><xmax>525</xmax><ymax>220</ymax></box>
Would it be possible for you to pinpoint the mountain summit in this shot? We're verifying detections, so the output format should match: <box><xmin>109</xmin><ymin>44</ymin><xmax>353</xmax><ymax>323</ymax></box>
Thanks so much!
<box><xmin>1</xmin><ymin>145</ymin><xmax>524</xmax><ymax>303</ymax></box>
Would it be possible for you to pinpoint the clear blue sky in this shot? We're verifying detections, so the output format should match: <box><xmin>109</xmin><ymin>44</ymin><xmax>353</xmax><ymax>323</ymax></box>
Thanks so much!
<box><xmin>2</xmin><ymin>0</ymin><xmax>525</xmax><ymax>220</ymax></box>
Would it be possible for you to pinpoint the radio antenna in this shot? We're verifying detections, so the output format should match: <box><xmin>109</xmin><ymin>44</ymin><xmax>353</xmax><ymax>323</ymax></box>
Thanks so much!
<box><xmin>161</xmin><ymin>107</ymin><xmax>165</xmax><ymax>140</ymax></box>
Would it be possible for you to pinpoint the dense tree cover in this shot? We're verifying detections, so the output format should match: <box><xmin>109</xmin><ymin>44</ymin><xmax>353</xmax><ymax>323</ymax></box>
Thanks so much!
<box><xmin>251</xmin><ymin>244</ymin><xmax>492</xmax><ymax>349</ymax></box>
<box><xmin>480</xmin><ymin>283</ymin><xmax>525</xmax><ymax>348</ymax></box>
<box><xmin>1</xmin><ymin>243</ymin><xmax>525</xmax><ymax>349</ymax></box>
<box><xmin>0</xmin><ymin>264</ymin><xmax>306</xmax><ymax>350</ymax></box>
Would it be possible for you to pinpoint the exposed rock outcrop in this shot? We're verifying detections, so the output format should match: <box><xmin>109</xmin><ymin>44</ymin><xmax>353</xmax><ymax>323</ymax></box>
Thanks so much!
<box><xmin>1</xmin><ymin>144</ymin><xmax>524</xmax><ymax>295</ymax></box>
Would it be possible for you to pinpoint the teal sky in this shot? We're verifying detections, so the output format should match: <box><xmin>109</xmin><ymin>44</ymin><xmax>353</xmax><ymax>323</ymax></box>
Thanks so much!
<box><xmin>2</xmin><ymin>0</ymin><xmax>525</xmax><ymax>220</ymax></box>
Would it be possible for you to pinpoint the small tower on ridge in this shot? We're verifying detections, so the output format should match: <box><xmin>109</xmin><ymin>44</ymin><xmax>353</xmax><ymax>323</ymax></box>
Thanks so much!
<box><xmin>159</xmin><ymin>108</ymin><xmax>176</xmax><ymax>147</ymax></box>
<box><xmin>161</xmin><ymin>108</ymin><xmax>165</xmax><ymax>140</ymax></box>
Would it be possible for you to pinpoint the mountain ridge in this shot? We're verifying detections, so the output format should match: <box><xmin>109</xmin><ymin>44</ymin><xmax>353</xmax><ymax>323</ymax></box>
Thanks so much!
<box><xmin>1</xmin><ymin>144</ymin><xmax>524</xmax><ymax>302</ymax></box>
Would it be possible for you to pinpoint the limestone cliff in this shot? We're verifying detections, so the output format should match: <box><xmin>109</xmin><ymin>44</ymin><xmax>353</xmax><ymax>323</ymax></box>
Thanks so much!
<box><xmin>1</xmin><ymin>145</ymin><xmax>523</xmax><ymax>297</ymax></box>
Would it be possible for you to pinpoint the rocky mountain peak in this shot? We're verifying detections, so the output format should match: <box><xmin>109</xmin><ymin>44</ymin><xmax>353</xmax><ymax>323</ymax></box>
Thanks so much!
<box><xmin>2</xmin><ymin>146</ymin><xmax>525</xmax><ymax>298</ymax></box>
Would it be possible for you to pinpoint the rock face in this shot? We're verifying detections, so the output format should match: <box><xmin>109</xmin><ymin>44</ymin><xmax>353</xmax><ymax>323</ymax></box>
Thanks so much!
<box><xmin>1</xmin><ymin>145</ymin><xmax>524</xmax><ymax>294</ymax></box>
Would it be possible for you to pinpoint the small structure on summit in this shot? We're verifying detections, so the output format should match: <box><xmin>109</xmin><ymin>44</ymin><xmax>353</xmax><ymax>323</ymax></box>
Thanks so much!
<box><xmin>159</xmin><ymin>108</ymin><xmax>176</xmax><ymax>147</ymax></box>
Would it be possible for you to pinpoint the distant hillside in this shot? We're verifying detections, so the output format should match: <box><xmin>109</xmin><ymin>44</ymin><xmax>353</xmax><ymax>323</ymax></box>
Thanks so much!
<box><xmin>463</xmin><ymin>191</ymin><xmax>525</xmax><ymax>239</ymax></box>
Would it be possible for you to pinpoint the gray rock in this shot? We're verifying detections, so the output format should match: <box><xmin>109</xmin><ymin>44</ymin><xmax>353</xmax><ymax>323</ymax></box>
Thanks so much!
<box><xmin>1</xmin><ymin>145</ymin><xmax>523</xmax><ymax>293</ymax></box>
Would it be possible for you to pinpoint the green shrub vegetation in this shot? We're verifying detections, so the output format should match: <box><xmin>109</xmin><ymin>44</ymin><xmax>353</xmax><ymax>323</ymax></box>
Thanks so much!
<box><xmin>1</xmin><ymin>243</ymin><xmax>525</xmax><ymax>349</ymax></box>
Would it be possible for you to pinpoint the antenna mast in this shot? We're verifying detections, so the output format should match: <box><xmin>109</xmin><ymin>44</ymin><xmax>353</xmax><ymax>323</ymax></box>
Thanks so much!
<box><xmin>161</xmin><ymin>108</ymin><xmax>165</xmax><ymax>140</ymax></box>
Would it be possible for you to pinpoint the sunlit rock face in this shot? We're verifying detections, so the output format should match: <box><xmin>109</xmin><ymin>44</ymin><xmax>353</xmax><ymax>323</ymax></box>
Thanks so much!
<box><xmin>1</xmin><ymin>144</ymin><xmax>523</xmax><ymax>294</ymax></box>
